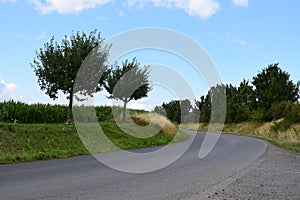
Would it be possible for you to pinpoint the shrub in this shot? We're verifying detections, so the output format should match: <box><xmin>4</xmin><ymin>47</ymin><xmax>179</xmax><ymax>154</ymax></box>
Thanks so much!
<box><xmin>236</xmin><ymin>106</ymin><xmax>252</xmax><ymax>122</ymax></box>
<box><xmin>285</xmin><ymin>104</ymin><xmax>300</xmax><ymax>123</ymax></box>
<box><xmin>271</xmin><ymin>120</ymin><xmax>291</xmax><ymax>132</ymax></box>
<box><xmin>271</xmin><ymin>104</ymin><xmax>300</xmax><ymax>132</ymax></box>
<box><xmin>252</xmin><ymin>108</ymin><xmax>267</xmax><ymax>122</ymax></box>
<box><xmin>270</xmin><ymin>101</ymin><xmax>292</xmax><ymax>120</ymax></box>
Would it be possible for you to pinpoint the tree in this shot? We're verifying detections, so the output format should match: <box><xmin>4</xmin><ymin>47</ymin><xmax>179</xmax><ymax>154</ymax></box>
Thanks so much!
<box><xmin>180</xmin><ymin>99</ymin><xmax>192</xmax><ymax>121</ymax></box>
<box><xmin>225</xmin><ymin>84</ymin><xmax>238</xmax><ymax>123</ymax></box>
<box><xmin>104</xmin><ymin>58</ymin><xmax>151</xmax><ymax>121</ymax></box>
<box><xmin>225</xmin><ymin>80</ymin><xmax>256</xmax><ymax>123</ymax></box>
<box><xmin>236</xmin><ymin>79</ymin><xmax>256</xmax><ymax>109</ymax></box>
<box><xmin>162</xmin><ymin>101</ymin><xmax>181</xmax><ymax>124</ymax></box>
<box><xmin>235</xmin><ymin>80</ymin><xmax>256</xmax><ymax>122</ymax></box>
<box><xmin>252</xmin><ymin>63</ymin><xmax>299</xmax><ymax>113</ymax></box>
<box><xmin>31</xmin><ymin>30</ymin><xmax>110</xmax><ymax>123</ymax></box>
<box><xmin>153</xmin><ymin>105</ymin><xmax>166</xmax><ymax>116</ymax></box>
<box><xmin>197</xmin><ymin>94</ymin><xmax>211</xmax><ymax>123</ymax></box>
<box><xmin>209</xmin><ymin>84</ymin><xmax>227</xmax><ymax>123</ymax></box>
<box><xmin>160</xmin><ymin>99</ymin><xmax>192</xmax><ymax>124</ymax></box>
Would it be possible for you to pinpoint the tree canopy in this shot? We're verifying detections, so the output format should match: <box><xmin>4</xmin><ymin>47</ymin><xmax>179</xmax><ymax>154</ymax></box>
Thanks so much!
<box><xmin>159</xmin><ymin>64</ymin><xmax>299</xmax><ymax>124</ymax></box>
<box><xmin>104</xmin><ymin>58</ymin><xmax>152</xmax><ymax>121</ymax></box>
<box><xmin>161</xmin><ymin>99</ymin><xmax>193</xmax><ymax>124</ymax></box>
<box><xmin>252</xmin><ymin>63</ymin><xmax>299</xmax><ymax>110</ymax></box>
<box><xmin>31</xmin><ymin>30</ymin><xmax>110</xmax><ymax>123</ymax></box>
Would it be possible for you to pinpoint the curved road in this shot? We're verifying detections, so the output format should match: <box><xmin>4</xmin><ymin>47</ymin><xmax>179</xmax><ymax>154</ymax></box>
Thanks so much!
<box><xmin>0</xmin><ymin>131</ymin><xmax>267</xmax><ymax>200</ymax></box>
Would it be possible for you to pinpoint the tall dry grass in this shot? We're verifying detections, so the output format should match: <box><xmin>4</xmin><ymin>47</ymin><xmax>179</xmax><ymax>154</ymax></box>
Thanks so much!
<box><xmin>182</xmin><ymin>121</ymin><xmax>300</xmax><ymax>151</ymax></box>
<box><xmin>131</xmin><ymin>113</ymin><xmax>178</xmax><ymax>136</ymax></box>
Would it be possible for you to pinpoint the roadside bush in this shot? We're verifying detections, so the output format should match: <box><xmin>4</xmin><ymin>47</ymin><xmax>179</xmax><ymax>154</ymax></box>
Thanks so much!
<box><xmin>252</xmin><ymin>107</ymin><xmax>273</xmax><ymax>122</ymax></box>
<box><xmin>271</xmin><ymin>104</ymin><xmax>300</xmax><ymax>132</ymax></box>
<box><xmin>270</xmin><ymin>101</ymin><xmax>292</xmax><ymax>120</ymax></box>
<box><xmin>236</xmin><ymin>106</ymin><xmax>252</xmax><ymax>122</ymax></box>
<box><xmin>95</xmin><ymin>106</ymin><xmax>114</xmax><ymax>121</ymax></box>
<box><xmin>271</xmin><ymin>120</ymin><xmax>291</xmax><ymax>132</ymax></box>
<box><xmin>252</xmin><ymin>108</ymin><xmax>267</xmax><ymax>122</ymax></box>
<box><xmin>285</xmin><ymin>104</ymin><xmax>300</xmax><ymax>123</ymax></box>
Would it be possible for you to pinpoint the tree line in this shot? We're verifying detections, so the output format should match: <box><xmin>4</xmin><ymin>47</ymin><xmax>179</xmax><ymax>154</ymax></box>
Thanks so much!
<box><xmin>154</xmin><ymin>64</ymin><xmax>300</xmax><ymax>124</ymax></box>
<box><xmin>29</xmin><ymin>30</ymin><xmax>300</xmax><ymax>125</ymax></box>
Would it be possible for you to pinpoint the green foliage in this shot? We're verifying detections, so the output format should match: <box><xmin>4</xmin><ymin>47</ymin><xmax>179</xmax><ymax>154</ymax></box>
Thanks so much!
<box><xmin>285</xmin><ymin>104</ymin><xmax>300</xmax><ymax>123</ymax></box>
<box><xmin>193</xmin><ymin>64</ymin><xmax>299</xmax><ymax>124</ymax></box>
<box><xmin>74</xmin><ymin>105</ymin><xmax>117</xmax><ymax>122</ymax></box>
<box><xmin>236</xmin><ymin>106</ymin><xmax>252</xmax><ymax>122</ymax></box>
<box><xmin>104</xmin><ymin>58</ymin><xmax>152</xmax><ymax>121</ymax></box>
<box><xmin>0</xmin><ymin>121</ymin><xmax>188</xmax><ymax>164</ymax></box>
<box><xmin>0</xmin><ymin>100</ymin><xmax>67</xmax><ymax>123</ymax></box>
<box><xmin>209</xmin><ymin>84</ymin><xmax>227</xmax><ymax>123</ymax></box>
<box><xmin>269</xmin><ymin>104</ymin><xmax>300</xmax><ymax>132</ymax></box>
<box><xmin>162</xmin><ymin>100</ymin><xmax>181</xmax><ymax>124</ymax></box>
<box><xmin>105</xmin><ymin>58</ymin><xmax>151</xmax><ymax>101</ymax></box>
<box><xmin>225</xmin><ymin>84</ymin><xmax>238</xmax><ymax>123</ymax></box>
<box><xmin>31</xmin><ymin>30</ymin><xmax>110</xmax><ymax>122</ymax></box>
<box><xmin>195</xmin><ymin>82</ymin><xmax>254</xmax><ymax>123</ymax></box>
<box><xmin>180</xmin><ymin>99</ymin><xmax>193</xmax><ymax>119</ymax></box>
<box><xmin>238</xmin><ymin>79</ymin><xmax>257</xmax><ymax>108</ymax></box>
<box><xmin>197</xmin><ymin>95</ymin><xmax>211</xmax><ymax>123</ymax></box>
<box><xmin>271</xmin><ymin>121</ymin><xmax>292</xmax><ymax>132</ymax></box>
<box><xmin>225</xmin><ymin>81</ymin><xmax>255</xmax><ymax>123</ymax></box>
<box><xmin>0</xmin><ymin>101</ymin><xmax>148</xmax><ymax>123</ymax></box>
<box><xmin>270</xmin><ymin>101</ymin><xmax>292</xmax><ymax>120</ymax></box>
<box><xmin>159</xmin><ymin>99</ymin><xmax>193</xmax><ymax>124</ymax></box>
<box><xmin>95</xmin><ymin>106</ymin><xmax>115</xmax><ymax>121</ymax></box>
<box><xmin>252</xmin><ymin>63</ymin><xmax>299</xmax><ymax>110</ymax></box>
<box><xmin>0</xmin><ymin>123</ymin><xmax>86</xmax><ymax>164</ymax></box>
<box><xmin>251</xmin><ymin>108</ymin><xmax>268</xmax><ymax>122</ymax></box>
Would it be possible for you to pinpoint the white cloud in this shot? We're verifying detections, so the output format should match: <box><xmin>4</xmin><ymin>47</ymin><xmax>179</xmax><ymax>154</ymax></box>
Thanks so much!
<box><xmin>127</xmin><ymin>98</ymin><xmax>153</xmax><ymax>111</ymax></box>
<box><xmin>105</xmin><ymin>98</ymin><xmax>152</xmax><ymax>111</ymax></box>
<box><xmin>233</xmin><ymin>38</ymin><xmax>248</xmax><ymax>46</ymax></box>
<box><xmin>124</xmin><ymin>0</ymin><xmax>148</xmax><ymax>8</ymax></box>
<box><xmin>29</xmin><ymin>0</ymin><xmax>220</xmax><ymax>18</ymax></box>
<box><xmin>117</xmin><ymin>10</ymin><xmax>126</xmax><ymax>17</ymax></box>
<box><xmin>30</xmin><ymin>0</ymin><xmax>113</xmax><ymax>15</ymax></box>
<box><xmin>0</xmin><ymin>80</ymin><xmax>23</xmax><ymax>101</ymax></box>
<box><xmin>232</xmin><ymin>0</ymin><xmax>248</xmax><ymax>7</ymax></box>
<box><xmin>125</xmin><ymin>0</ymin><xmax>220</xmax><ymax>19</ymax></box>
<box><xmin>0</xmin><ymin>0</ymin><xmax>16</xmax><ymax>3</ymax></box>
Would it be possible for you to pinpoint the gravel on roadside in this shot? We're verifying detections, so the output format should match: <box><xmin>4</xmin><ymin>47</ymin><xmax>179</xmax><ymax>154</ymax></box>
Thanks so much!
<box><xmin>208</xmin><ymin>144</ymin><xmax>300</xmax><ymax>200</ymax></box>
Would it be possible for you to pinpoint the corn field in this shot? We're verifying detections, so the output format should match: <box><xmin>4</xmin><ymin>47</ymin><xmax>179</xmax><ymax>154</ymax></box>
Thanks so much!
<box><xmin>0</xmin><ymin>100</ymin><xmax>67</xmax><ymax>123</ymax></box>
<box><xmin>0</xmin><ymin>100</ymin><xmax>146</xmax><ymax>124</ymax></box>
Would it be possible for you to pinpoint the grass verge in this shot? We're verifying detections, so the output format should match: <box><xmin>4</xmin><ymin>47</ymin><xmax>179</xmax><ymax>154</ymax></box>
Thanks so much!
<box><xmin>0</xmin><ymin>116</ymin><xmax>188</xmax><ymax>164</ymax></box>
<box><xmin>181</xmin><ymin>122</ymin><xmax>300</xmax><ymax>152</ymax></box>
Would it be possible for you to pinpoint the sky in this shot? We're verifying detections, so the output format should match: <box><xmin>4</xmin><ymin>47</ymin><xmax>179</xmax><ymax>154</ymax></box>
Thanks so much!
<box><xmin>0</xmin><ymin>0</ymin><xmax>299</xmax><ymax>110</ymax></box>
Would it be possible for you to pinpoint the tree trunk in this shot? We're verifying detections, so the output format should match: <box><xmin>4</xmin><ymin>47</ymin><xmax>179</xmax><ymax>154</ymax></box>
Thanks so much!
<box><xmin>66</xmin><ymin>90</ymin><xmax>73</xmax><ymax>124</ymax></box>
<box><xmin>122</xmin><ymin>99</ymin><xmax>128</xmax><ymax>121</ymax></box>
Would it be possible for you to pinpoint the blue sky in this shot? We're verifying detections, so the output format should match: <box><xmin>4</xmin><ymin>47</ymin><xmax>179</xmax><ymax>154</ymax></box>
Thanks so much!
<box><xmin>0</xmin><ymin>0</ymin><xmax>299</xmax><ymax>110</ymax></box>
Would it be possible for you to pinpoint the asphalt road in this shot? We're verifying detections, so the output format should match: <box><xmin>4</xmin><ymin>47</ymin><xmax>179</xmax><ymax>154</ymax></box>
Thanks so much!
<box><xmin>0</xmin><ymin>131</ymin><xmax>268</xmax><ymax>200</ymax></box>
